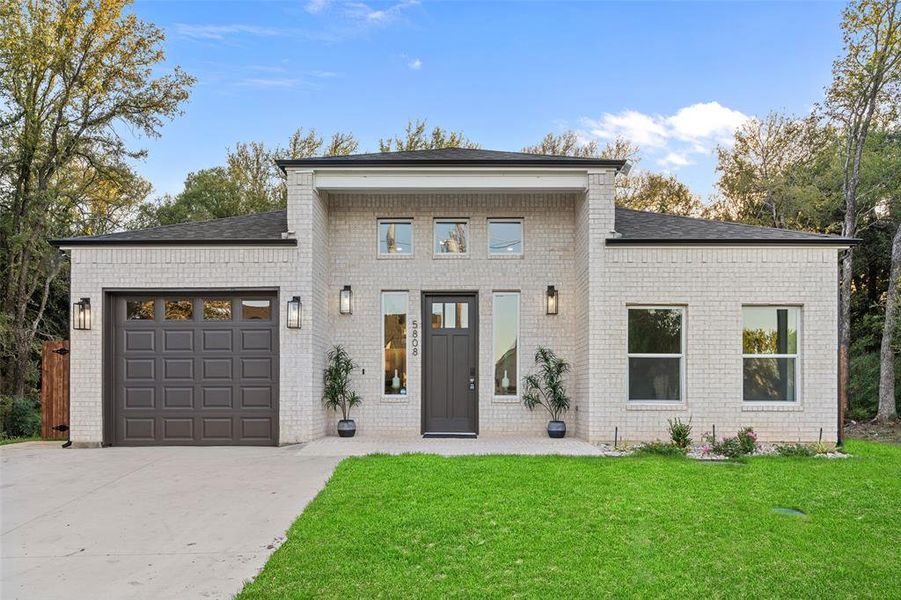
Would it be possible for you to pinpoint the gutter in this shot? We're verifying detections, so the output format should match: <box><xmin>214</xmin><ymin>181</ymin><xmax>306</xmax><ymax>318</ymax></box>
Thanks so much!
<box><xmin>49</xmin><ymin>238</ymin><xmax>298</xmax><ymax>248</ymax></box>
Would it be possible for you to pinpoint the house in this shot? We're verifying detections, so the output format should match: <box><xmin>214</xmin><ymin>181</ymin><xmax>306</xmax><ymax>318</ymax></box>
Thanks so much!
<box><xmin>51</xmin><ymin>148</ymin><xmax>857</xmax><ymax>446</ymax></box>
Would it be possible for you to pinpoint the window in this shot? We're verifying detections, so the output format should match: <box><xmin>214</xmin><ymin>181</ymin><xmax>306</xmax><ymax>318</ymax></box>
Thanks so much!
<box><xmin>164</xmin><ymin>299</ymin><xmax>193</xmax><ymax>320</ymax></box>
<box><xmin>382</xmin><ymin>292</ymin><xmax>408</xmax><ymax>396</ymax></box>
<box><xmin>378</xmin><ymin>220</ymin><xmax>413</xmax><ymax>255</ymax></box>
<box><xmin>488</xmin><ymin>220</ymin><xmax>523</xmax><ymax>255</ymax></box>
<box><xmin>430</xmin><ymin>302</ymin><xmax>469</xmax><ymax>329</ymax></box>
<box><xmin>627</xmin><ymin>307</ymin><xmax>684</xmax><ymax>402</ymax></box>
<box><xmin>241</xmin><ymin>299</ymin><xmax>271</xmax><ymax>320</ymax></box>
<box><xmin>742</xmin><ymin>307</ymin><xmax>799</xmax><ymax>402</ymax></box>
<box><xmin>127</xmin><ymin>300</ymin><xmax>154</xmax><ymax>320</ymax></box>
<box><xmin>493</xmin><ymin>293</ymin><xmax>519</xmax><ymax>397</ymax></box>
<box><xmin>203</xmin><ymin>299</ymin><xmax>231</xmax><ymax>320</ymax></box>
<box><xmin>434</xmin><ymin>220</ymin><xmax>468</xmax><ymax>254</ymax></box>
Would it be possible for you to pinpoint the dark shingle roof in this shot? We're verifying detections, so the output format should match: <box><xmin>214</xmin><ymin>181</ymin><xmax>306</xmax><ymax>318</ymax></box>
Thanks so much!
<box><xmin>610</xmin><ymin>208</ymin><xmax>858</xmax><ymax>245</ymax></box>
<box><xmin>50</xmin><ymin>210</ymin><xmax>293</xmax><ymax>247</ymax></box>
<box><xmin>277</xmin><ymin>147</ymin><xmax>627</xmax><ymax>170</ymax></box>
<box><xmin>50</xmin><ymin>206</ymin><xmax>858</xmax><ymax>247</ymax></box>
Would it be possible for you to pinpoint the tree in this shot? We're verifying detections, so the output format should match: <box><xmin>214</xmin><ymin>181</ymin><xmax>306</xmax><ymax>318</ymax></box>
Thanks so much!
<box><xmin>619</xmin><ymin>172</ymin><xmax>701</xmax><ymax>216</ymax></box>
<box><xmin>824</xmin><ymin>0</ymin><xmax>901</xmax><ymax>416</ymax></box>
<box><xmin>715</xmin><ymin>113</ymin><xmax>832</xmax><ymax>228</ymax></box>
<box><xmin>878</xmin><ymin>221</ymin><xmax>901</xmax><ymax>420</ymax></box>
<box><xmin>522</xmin><ymin>130</ymin><xmax>639</xmax><ymax>161</ymax></box>
<box><xmin>0</xmin><ymin>0</ymin><xmax>194</xmax><ymax>396</ymax></box>
<box><xmin>133</xmin><ymin>168</ymin><xmax>247</xmax><ymax>228</ymax></box>
<box><xmin>379</xmin><ymin>119</ymin><xmax>479</xmax><ymax>152</ymax></box>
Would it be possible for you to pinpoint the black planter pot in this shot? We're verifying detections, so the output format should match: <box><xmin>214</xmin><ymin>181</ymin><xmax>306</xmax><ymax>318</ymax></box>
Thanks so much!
<box><xmin>547</xmin><ymin>420</ymin><xmax>566</xmax><ymax>439</ymax></box>
<box><xmin>337</xmin><ymin>419</ymin><xmax>356</xmax><ymax>438</ymax></box>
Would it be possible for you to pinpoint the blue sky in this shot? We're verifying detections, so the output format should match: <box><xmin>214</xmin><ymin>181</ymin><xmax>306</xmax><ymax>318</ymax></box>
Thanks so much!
<box><xmin>133</xmin><ymin>0</ymin><xmax>844</xmax><ymax>200</ymax></box>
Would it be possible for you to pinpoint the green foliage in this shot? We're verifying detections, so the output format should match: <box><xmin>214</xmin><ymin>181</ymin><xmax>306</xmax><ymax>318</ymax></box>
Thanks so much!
<box><xmin>708</xmin><ymin>435</ymin><xmax>746</xmax><ymax>459</ymax></box>
<box><xmin>774</xmin><ymin>443</ymin><xmax>816</xmax><ymax>457</ymax></box>
<box><xmin>632</xmin><ymin>441</ymin><xmax>687</xmax><ymax>457</ymax></box>
<box><xmin>521</xmin><ymin>347</ymin><xmax>571</xmax><ymax>421</ymax></box>
<box><xmin>737</xmin><ymin>427</ymin><xmax>758</xmax><ymax>455</ymax></box>
<box><xmin>236</xmin><ymin>442</ymin><xmax>900</xmax><ymax>599</ymax></box>
<box><xmin>378</xmin><ymin>119</ymin><xmax>480</xmax><ymax>152</ymax></box>
<box><xmin>667</xmin><ymin>417</ymin><xmax>692</xmax><ymax>448</ymax></box>
<box><xmin>0</xmin><ymin>396</ymin><xmax>40</xmax><ymax>438</ymax></box>
<box><xmin>322</xmin><ymin>346</ymin><xmax>361</xmax><ymax>421</ymax></box>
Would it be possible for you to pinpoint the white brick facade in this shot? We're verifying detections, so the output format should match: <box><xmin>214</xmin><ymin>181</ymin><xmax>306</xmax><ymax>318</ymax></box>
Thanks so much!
<box><xmin>65</xmin><ymin>165</ymin><xmax>841</xmax><ymax>444</ymax></box>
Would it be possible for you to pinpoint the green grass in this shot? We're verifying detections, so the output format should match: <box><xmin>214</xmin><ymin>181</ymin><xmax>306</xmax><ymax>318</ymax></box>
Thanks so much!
<box><xmin>238</xmin><ymin>441</ymin><xmax>900</xmax><ymax>599</ymax></box>
<box><xmin>0</xmin><ymin>435</ymin><xmax>40</xmax><ymax>446</ymax></box>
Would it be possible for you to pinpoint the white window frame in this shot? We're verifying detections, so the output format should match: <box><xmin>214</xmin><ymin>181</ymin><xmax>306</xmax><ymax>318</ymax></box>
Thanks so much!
<box><xmin>381</xmin><ymin>291</ymin><xmax>409</xmax><ymax>398</ymax></box>
<box><xmin>377</xmin><ymin>219</ymin><xmax>413</xmax><ymax>257</ymax></box>
<box><xmin>741</xmin><ymin>305</ymin><xmax>801</xmax><ymax>404</ymax></box>
<box><xmin>487</xmin><ymin>218</ymin><xmax>524</xmax><ymax>256</ymax></box>
<box><xmin>626</xmin><ymin>306</ymin><xmax>686</xmax><ymax>403</ymax></box>
<box><xmin>433</xmin><ymin>218</ymin><xmax>470</xmax><ymax>257</ymax></box>
<box><xmin>492</xmin><ymin>291</ymin><xmax>521</xmax><ymax>401</ymax></box>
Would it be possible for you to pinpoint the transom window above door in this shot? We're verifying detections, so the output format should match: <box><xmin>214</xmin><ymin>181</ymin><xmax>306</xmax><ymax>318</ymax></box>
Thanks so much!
<box><xmin>378</xmin><ymin>220</ymin><xmax>412</xmax><ymax>255</ymax></box>
<box><xmin>488</xmin><ymin>219</ymin><xmax>523</xmax><ymax>255</ymax></box>
<box><xmin>434</xmin><ymin>220</ymin><xmax>468</xmax><ymax>255</ymax></box>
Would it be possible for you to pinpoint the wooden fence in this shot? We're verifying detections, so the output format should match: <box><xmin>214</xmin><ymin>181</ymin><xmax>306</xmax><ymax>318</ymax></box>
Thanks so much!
<box><xmin>40</xmin><ymin>340</ymin><xmax>69</xmax><ymax>440</ymax></box>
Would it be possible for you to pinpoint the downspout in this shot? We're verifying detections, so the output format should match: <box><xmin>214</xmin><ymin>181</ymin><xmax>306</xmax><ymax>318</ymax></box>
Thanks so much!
<box><xmin>837</xmin><ymin>250</ymin><xmax>844</xmax><ymax>447</ymax></box>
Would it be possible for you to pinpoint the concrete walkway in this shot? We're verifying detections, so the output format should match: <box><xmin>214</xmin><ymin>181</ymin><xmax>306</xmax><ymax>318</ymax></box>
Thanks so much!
<box><xmin>296</xmin><ymin>434</ymin><xmax>605</xmax><ymax>457</ymax></box>
<box><xmin>0</xmin><ymin>442</ymin><xmax>339</xmax><ymax>600</ymax></box>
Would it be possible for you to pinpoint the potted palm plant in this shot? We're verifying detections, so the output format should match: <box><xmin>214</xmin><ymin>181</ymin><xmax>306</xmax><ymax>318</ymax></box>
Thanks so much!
<box><xmin>322</xmin><ymin>345</ymin><xmax>362</xmax><ymax>437</ymax></box>
<box><xmin>522</xmin><ymin>346</ymin><xmax>571</xmax><ymax>438</ymax></box>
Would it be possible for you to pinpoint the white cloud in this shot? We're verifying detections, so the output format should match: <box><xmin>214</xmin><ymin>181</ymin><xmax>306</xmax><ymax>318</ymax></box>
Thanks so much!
<box><xmin>658</xmin><ymin>152</ymin><xmax>692</xmax><ymax>168</ymax></box>
<box><xmin>408</xmin><ymin>58</ymin><xmax>422</xmax><ymax>70</ymax></box>
<box><xmin>174</xmin><ymin>24</ymin><xmax>282</xmax><ymax>40</ymax></box>
<box><xmin>584</xmin><ymin>110</ymin><xmax>669</xmax><ymax>148</ymax></box>
<box><xmin>344</xmin><ymin>0</ymin><xmax>419</xmax><ymax>23</ymax></box>
<box><xmin>666</xmin><ymin>101</ymin><xmax>749</xmax><ymax>144</ymax></box>
<box><xmin>305</xmin><ymin>0</ymin><xmax>332</xmax><ymax>14</ymax></box>
<box><xmin>236</xmin><ymin>78</ymin><xmax>314</xmax><ymax>89</ymax></box>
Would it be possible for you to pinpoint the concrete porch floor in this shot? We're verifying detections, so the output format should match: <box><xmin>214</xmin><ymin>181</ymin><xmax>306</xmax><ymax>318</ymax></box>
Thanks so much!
<box><xmin>294</xmin><ymin>434</ymin><xmax>605</xmax><ymax>457</ymax></box>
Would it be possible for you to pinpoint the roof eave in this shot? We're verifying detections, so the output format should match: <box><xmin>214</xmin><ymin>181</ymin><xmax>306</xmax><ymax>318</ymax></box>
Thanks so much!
<box><xmin>606</xmin><ymin>238</ymin><xmax>860</xmax><ymax>247</ymax></box>
<box><xmin>276</xmin><ymin>157</ymin><xmax>627</xmax><ymax>174</ymax></box>
<box><xmin>51</xmin><ymin>238</ymin><xmax>298</xmax><ymax>248</ymax></box>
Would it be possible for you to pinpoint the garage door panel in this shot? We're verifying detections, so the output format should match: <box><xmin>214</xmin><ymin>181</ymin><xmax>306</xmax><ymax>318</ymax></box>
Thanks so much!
<box><xmin>163</xmin><ymin>329</ymin><xmax>194</xmax><ymax>352</ymax></box>
<box><xmin>125</xmin><ymin>387</ymin><xmax>155</xmax><ymax>409</ymax></box>
<box><xmin>124</xmin><ymin>330</ymin><xmax>155</xmax><ymax>352</ymax></box>
<box><xmin>164</xmin><ymin>358</ymin><xmax>194</xmax><ymax>379</ymax></box>
<box><xmin>202</xmin><ymin>358</ymin><xmax>233</xmax><ymax>379</ymax></box>
<box><xmin>163</xmin><ymin>387</ymin><xmax>194</xmax><ymax>408</ymax></box>
<box><xmin>202</xmin><ymin>329</ymin><xmax>233</xmax><ymax>351</ymax></box>
<box><xmin>241</xmin><ymin>357</ymin><xmax>272</xmax><ymax>379</ymax></box>
<box><xmin>202</xmin><ymin>387</ymin><xmax>233</xmax><ymax>408</ymax></box>
<box><xmin>125</xmin><ymin>359</ymin><xmax>155</xmax><ymax>380</ymax></box>
<box><xmin>162</xmin><ymin>418</ymin><xmax>194</xmax><ymax>441</ymax></box>
<box><xmin>241</xmin><ymin>329</ymin><xmax>273</xmax><ymax>351</ymax></box>
<box><xmin>113</xmin><ymin>293</ymin><xmax>278</xmax><ymax>446</ymax></box>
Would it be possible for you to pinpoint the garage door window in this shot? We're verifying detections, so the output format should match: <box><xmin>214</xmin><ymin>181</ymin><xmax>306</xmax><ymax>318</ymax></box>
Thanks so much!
<box><xmin>165</xmin><ymin>299</ymin><xmax>193</xmax><ymax>320</ymax></box>
<box><xmin>127</xmin><ymin>300</ymin><xmax>154</xmax><ymax>320</ymax></box>
<box><xmin>242</xmin><ymin>299</ymin><xmax>272</xmax><ymax>320</ymax></box>
<box><xmin>203</xmin><ymin>299</ymin><xmax>231</xmax><ymax>320</ymax></box>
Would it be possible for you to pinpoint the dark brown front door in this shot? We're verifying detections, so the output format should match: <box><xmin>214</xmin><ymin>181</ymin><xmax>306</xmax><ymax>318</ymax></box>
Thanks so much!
<box><xmin>422</xmin><ymin>293</ymin><xmax>478</xmax><ymax>435</ymax></box>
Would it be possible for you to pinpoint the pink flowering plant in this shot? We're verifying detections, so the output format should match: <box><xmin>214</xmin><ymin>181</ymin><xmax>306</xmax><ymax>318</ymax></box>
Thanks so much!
<box><xmin>737</xmin><ymin>427</ymin><xmax>758</xmax><ymax>455</ymax></box>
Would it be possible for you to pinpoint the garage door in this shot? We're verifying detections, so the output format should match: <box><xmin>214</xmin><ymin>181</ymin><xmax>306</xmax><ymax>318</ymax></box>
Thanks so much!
<box><xmin>111</xmin><ymin>292</ymin><xmax>279</xmax><ymax>445</ymax></box>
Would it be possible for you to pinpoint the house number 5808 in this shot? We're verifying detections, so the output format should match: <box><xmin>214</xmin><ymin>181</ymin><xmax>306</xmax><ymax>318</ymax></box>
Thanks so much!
<box><xmin>411</xmin><ymin>319</ymin><xmax>419</xmax><ymax>356</ymax></box>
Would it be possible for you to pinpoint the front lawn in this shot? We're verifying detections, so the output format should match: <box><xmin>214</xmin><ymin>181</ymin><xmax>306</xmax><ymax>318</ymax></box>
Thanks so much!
<box><xmin>238</xmin><ymin>441</ymin><xmax>900</xmax><ymax>599</ymax></box>
<box><xmin>0</xmin><ymin>435</ymin><xmax>40</xmax><ymax>446</ymax></box>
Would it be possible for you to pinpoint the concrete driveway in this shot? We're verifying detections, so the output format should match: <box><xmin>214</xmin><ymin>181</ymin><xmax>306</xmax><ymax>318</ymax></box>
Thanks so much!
<box><xmin>0</xmin><ymin>442</ymin><xmax>339</xmax><ymax>600</ymax></box>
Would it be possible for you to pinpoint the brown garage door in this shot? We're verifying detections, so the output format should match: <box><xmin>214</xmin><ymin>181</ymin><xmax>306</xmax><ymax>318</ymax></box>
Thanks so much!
<box><xmin>111</xmin><ymin>292</ymin><xmax>279</xmax><ymax>445</ymax></box>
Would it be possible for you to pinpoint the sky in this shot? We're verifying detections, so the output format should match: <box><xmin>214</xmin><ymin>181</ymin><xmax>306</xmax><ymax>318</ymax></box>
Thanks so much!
<box><xmin>131</xmin><ymin>0</ymin><xmax>845</xmax><ymax>201</ymax></box>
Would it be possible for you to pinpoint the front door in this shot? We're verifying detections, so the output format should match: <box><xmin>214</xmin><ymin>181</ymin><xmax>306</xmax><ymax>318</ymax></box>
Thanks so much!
<box><xmin>422</xmin><ymin>293</ymin><xmax>478</xmax><ymax>435</ymax></box>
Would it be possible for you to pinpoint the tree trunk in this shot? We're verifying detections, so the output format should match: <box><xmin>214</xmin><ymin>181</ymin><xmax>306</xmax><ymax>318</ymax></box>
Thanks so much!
<box><xmin>877</xmin><ymin>222</ymin><xmax>901</xmax><ymax>421</ymax></box>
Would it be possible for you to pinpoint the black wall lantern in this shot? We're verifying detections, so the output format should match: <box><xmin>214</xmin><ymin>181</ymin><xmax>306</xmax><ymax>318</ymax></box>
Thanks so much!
<box><xmin>546</xmin><ymin>286</ymin><xmax>559</xmax><ymax>315</ymax></box>
<box><xmin>73</xmin><ymin>297</ymin><xmax>92</xmax><ymax>330</ymax></box>
<box><xmin>339</xmin><ymin>285</ymin><xmax>353</xmax><ymax>315</ymax></box>
<box><xmin>286</xmin><ymin>296</ymin><xmax>302</xmax><ymax>329</ymax></box>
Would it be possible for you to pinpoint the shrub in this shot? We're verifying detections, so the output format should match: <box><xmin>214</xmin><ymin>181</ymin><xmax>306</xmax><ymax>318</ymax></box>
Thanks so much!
<box><xmin>667</xmin><ymin>417</ymin><xmax>692</xmax><ymax>449</ymax></box>
<box><xmin>775</xmin><ymin>443</ymin><xmax>816</xmax><ymax>457</ymax></box>
<box><xmin>1</xmin><ymin>396</ymin><xmax>41</xmax><ymax>438</ymax></box>
<box><xmin>322</xmin><ymin>346</ymin><xmax>361</xmax><ymax>420</ymax></box>
<box><xmin>737</xmin><ymin>427</ymin><xmax>758</xmax><ymax>455</ymax></box>
<box><xmin>632</xmin><ymin>441</ymin><xmax>686</xmax><ymax>457</ymax></box>
<box><xmin>709</xmin><ymin>435</ymin><xmax>745</xmax><ymax>459</ymax></box>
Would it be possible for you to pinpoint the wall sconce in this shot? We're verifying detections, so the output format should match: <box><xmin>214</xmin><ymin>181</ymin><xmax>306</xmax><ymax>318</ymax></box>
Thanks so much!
<box><xmin>73</xmin><ymin>297</ymin><xmax>91</xmax><ymax>330</ymax></box>
<box><xmin>286</xmin><ymin>296</ymin><xmax>302</xmax><ymax>329</ymax></box>
<box><xmin>339</xmin><ymin>285</ymin><xmax>353</xmax><ymax>315</ymax></box>
<box><xmin>546</xmin><ymin>286</ymin><xmax>558</xmax><ymax>315</ymax></box>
